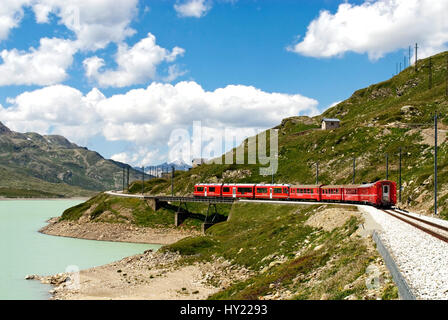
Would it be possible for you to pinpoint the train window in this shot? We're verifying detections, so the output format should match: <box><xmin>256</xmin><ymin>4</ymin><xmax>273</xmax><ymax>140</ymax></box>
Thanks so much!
<box><xmin>283</xmin><ymin>188</ymin><xmax>288</xmax><ymax>193</ymax></box>
<box><xmin>274</xmin><ymin>188</ymin><xmax>283</xmax><ymax>194</ymax></box>
<box><xmin>257</xmin><ymin>188</ymin><xmax>268</xmax><ymax>193</ymax></box>
<box><xmin>209</xmin><ymin>187</ymin><xmax>215</xmax><ymax>192</ymax></box>
<box><xmin>238</xmin><ymin>187</ymin><xmax>253</xmax><ymax>194</ymax></box>
<box><xmin>223</xmin><ymin>187</ymin><xmax>230</xmax><ymax>192</ymax></box>
<box><xmin>197</xmin><ymin>187</ymin><xmax>204</xmax><ymax>192</ymax></box>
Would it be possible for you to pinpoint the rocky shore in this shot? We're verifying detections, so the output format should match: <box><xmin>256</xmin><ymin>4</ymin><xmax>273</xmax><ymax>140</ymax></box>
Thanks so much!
<box><xmin>32</xmin><ymin>217</ymin><xmax>238</xmax><ymax>299</ymax></box>
<box><xmin>26</xmin><ymin>250</ymin><xmax>253</xmax><ymax>300</ymax></box>
<box><xmin>40</xmin><ymin>217</ymin><xmax>199</xmax><ymax>245</ymax></box>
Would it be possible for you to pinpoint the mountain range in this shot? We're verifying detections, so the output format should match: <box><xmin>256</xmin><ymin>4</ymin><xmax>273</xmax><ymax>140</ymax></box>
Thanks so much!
<box><xmin>133</xmin><ymin>160</ymin><xmax>192</xmax><ymax>177</ymax></box>
<box><xmin>0</xmin><ymin>122</ymin><xmax>148</xmax><ymax>197</ymax></box>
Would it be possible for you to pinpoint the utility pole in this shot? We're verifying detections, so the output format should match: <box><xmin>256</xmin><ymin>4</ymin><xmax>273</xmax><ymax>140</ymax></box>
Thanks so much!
<box><xmin>386</xmin><ymin>153</ymin><xmax>389</xmax><ymax>180</ymax></box>
<box><xmin>171</xmin><ymin>165</ymin><xmax>174</xmax><ymax>196</ymax></box>
<box><xmin>435</xmin><ymin>112</ymin><xmax>438</xmax><ymax>216</ymax></box>
<box><xmin>352</xmin><ymin>157</ymin><xmax>356</xmax><ymax>184</ymax></box>
<box><xmin>399</xmin><ymin>147</ymin><xmax>402</xmax><ymax>203</ymax></box>
<box><xmin>122</xmin><ymin>167</ymin><xmax>125</xmax><ymax>192</ymax></box>
<box><xmin>415</xmin><ymin>43</ymin><xmax>418</xmax><ymax>72</ymax></box>
<box><xmin>446</xmin><ymin>54</ymin><xmax>448</xmax><ymax>97</ymax></box>
<box><xmin>126</xmin><ymin>167</ymin><xmax>130</xmax><ymax>190</ymax></box>
<box><xmin>316</xmin><ymin>162</ymin><xmax>319</xmax><ymax>185</ymax></box>
<box><xmin>142</xmin><ymin>166</ymin><xmax>145</xmax><ymax>195</ymax></box>
<box><xmin>396</xmin><ymin>63</ymin><xmax>398</xmax><ymax>75</ymax></box>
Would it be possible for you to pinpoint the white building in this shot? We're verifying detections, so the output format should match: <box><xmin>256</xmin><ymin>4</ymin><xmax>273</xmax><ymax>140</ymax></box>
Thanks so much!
<box><xmin>321</xmin><ymin>118</ymin><xmax>340</xmax><ymax>130</ymax></box>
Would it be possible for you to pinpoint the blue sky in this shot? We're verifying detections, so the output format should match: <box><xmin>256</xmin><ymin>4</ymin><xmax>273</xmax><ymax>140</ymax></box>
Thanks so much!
<box><xmin>0</xmin><ymin>0</ymin><xmax>446</xmax><ymax>166</ymax></box>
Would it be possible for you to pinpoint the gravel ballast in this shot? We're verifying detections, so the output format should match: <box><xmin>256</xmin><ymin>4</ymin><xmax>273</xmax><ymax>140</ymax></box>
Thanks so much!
<box><xmin>359</xmin><ymin>206</ymin><xmax>448</xmax><ymax>300</ymax></box>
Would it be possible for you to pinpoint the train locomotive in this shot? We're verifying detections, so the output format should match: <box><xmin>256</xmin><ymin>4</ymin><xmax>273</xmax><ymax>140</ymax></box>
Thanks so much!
<box><xmin>193</xmin><ymin>180</ymin><xmax>397</xmax><ymax>207</ymax></box>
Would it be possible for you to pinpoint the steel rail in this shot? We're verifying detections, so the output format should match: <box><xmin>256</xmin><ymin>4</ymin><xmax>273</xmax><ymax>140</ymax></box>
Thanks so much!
<box><xmin>381</xmin><ymin>209</ymin><xmax>448</xmax><ymax>244</ymax></box>
<box><xmin>392</xmin><ymin>209</ymin><xmax>448</xmax><ymax>233</ymax></box>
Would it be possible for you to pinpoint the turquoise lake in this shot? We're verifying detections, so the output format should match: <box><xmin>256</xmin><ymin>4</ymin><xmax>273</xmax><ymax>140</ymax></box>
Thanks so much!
<box><xmin>0</xmin><ymin>199</ymin><xmax>161</xmax><ymax>300</ymax></box>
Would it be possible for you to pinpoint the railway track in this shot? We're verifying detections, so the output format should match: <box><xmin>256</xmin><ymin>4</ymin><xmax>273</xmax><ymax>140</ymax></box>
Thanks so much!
<box><xmin>380</xmin><ymin>208</ymin><xmax>448</xmax><ymax>244</ymax></box>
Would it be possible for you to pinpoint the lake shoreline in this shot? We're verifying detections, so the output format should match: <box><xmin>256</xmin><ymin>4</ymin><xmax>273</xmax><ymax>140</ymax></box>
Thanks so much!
<box><xmin>0</xmin><ymin>197</ymin><xmax>91</xmax><ymax>201</ymax></box>
<box><xmin>39</xmin><ymin>217</ymin><xmax>200</xmax><ymax>245</ymax></box>
<box><xmin>35</xmin><ymin>218</ymin><xmax>219</xmax><ymax>300</ymax></box>
<box><xmin>32</xmin><ymin>249</ymin><xmax>247</xmax><ymax>300</ymax></box>
<box><xmin>1</xmin><ymin>199</ymin><xmax>158</xmax><ymax>300</ymax></box>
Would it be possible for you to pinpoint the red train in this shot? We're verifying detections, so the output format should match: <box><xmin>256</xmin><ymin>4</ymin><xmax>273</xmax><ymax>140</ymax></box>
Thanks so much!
<box><xmin>193</xmin><ymin>180</ymin><xmax>397</xmax><ymax>207</ymax></box>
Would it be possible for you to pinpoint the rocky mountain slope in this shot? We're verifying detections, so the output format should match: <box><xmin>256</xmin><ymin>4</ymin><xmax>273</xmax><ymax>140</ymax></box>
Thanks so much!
<box><xmin>0</xmin><ymin>122</ymin><xmax>147</xmax><ymax>197</ymax></box>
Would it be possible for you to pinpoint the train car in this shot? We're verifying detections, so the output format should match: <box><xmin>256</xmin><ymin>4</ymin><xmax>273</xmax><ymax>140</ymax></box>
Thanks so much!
<box><xmin>221</xmin><ymin>184</ymin><xmax>256</xmax><ymax>199</ymax></box>
<box><xmin>194</xmin><ymin>180</ymin><xmax>396</xmax><ymax>207</ymax></box>
<box><xmin>320</xmin><ymin>185</ymin><xmax>344</xmax><ymax>202</ymax></box>
<box><xmin>289</xmin><ymin>185</ymin><xmax>321</xmax><ymax>201</ymax></box>
<box><xmin>378</xmin><ymin>180</ymin><xmax>396</xmax><ymax>207</ymax></box>
<box><xmin>193</xmin><ymin>183</ymin><xmax>223</xmax><ymax>197</ymax></box>
<box><xmin>342</xmin><ymin>185</ymin><xmax>361</xmax><ymax>203</ymax></box>
<box><xmin>356</xmin><ymin>180</ymin><xmax>396</xmax><ymax>207</ymax></box>
<box><xmin>254</xmin><ymin>184</ymin><xmax>290</xmax><ymax>200</ymax></box>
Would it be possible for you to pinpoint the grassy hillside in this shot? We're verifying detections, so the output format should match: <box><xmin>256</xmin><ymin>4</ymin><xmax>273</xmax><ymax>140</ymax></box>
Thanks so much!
<box><xmin>60</xmin><ymin>193</ymin><xmax>231</xmax><ymax>230</ymax></box>
<box><xmin>0</xmin><ymin>165</ymin><xmax>94</xmax><ymax>198</ymax></box>
<box><xmin>58</xmin><ymin>195</ymin><xmax>397</xmax><ymax>299</ymax></box>
<box><xmin>164</xmin><ymin>203</ymin><xmax>397</xmax><ymax>300</ymax></box>
<box><xmin>127</xmin><ymin>51</ymin><xmax>448</xmax><ymax>218</ymax></box>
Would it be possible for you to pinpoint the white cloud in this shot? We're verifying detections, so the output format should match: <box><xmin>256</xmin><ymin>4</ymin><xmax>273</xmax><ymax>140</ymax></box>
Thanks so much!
<box><xmin>1</xmin><ymin>85</ymin><xmax>103</xmax><ymax>144</ymax></box>
<box><xmin>0</xmin><ymin>81</ymin><xmax>318</xmax><ymax>165</ymax></box>
<box><xmin>31</xmin><ymin>0</ymin><xmax>138</xmax><ymax>51</ymax></box>
<box><xmin>0</xmin><ymin>38</ymin><xmax>77</xmax><ymax>86</ymax></box>
<box><xmin>83</xmin><ymin>33</ymin><xmax>185</xmax><ymax>87</ymax></box>
<box><xmin>289</xmin><ymin>0</ymin><xmax>448</xmax><ymax>60</ymax></box>
<box><xmin>0</xmin><ymin>1</ymin><xmax>139</xmax><ymax>51</ymax></box>
<box><xmin>174</xmin><ymin>0</ymin><xmax>211</xmax><ymax>18</ymax></box>
<box><xmin>0</xmin><ymin>0</ymin><xmax>31</xmax><ymax>41</ymax></box>
<box><xmin>111</xmin><ymin>148</ymin><xmax>160</xmax><ymax>167</ymax></box>
<box><xmin>0</xmin><ymin>0</ymin><xmax>142</xmax><ymax>86</ymax></box>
